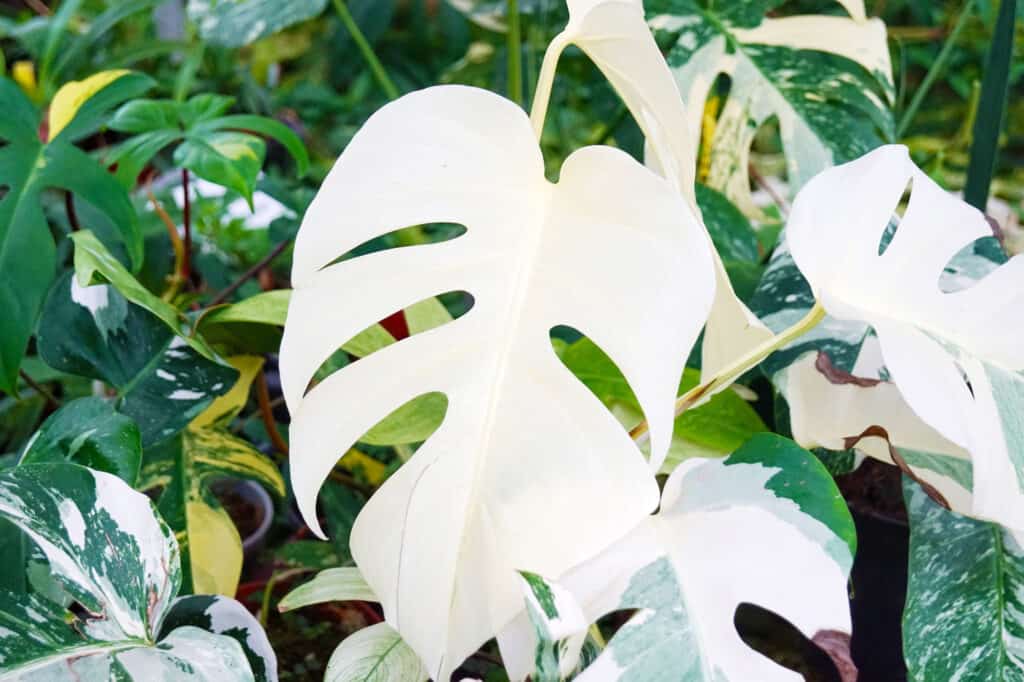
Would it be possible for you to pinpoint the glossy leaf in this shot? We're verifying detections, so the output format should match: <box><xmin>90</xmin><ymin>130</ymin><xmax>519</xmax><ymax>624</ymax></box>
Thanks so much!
<box><xmin>19</xmin><ymin>397</ymin><xmax>142</xmax><ymax>485</ymax></box>
<box><xmin>0</xmin><ymin>76</ymin><xmax>142</xmax><ymax>393</ymax></box>
<box><xmin>281</xmin><ymin>85</ymin><xmax>715</xmax><ymax>678</ymax></box>
<box><xmin>173</xmin><ymin>131</ymin><xmax>266</xmax><ymax>205</ymax></box>
<box><xmin>324</xmin><ymin>623</ymin><xmax>427</xmax><ymax>682</ymax></box>
<box><xmin>188</xmin><ymin>0</ymin><xmax>328</xmax><ymax>48</ymax></box>
<box><xmin>500</xmin><ymin>434</ymin><xmax>855</xmax><ymax>682</ymax></box>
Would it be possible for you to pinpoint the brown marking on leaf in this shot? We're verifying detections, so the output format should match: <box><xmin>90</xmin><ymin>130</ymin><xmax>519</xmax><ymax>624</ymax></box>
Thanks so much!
<box><xmin>812</xmin><ymin>630</ymin><xmax>857</xmax><ymax>682</ymax></box>
<box><xmin>842</xmin><ymin>425</ymin><xmax>951</xmax><ymax>510</ymax></box>
<box><xmin>815</xmin><ymin>351</ymin><xmax>881</xmax><ymax>387</ymax></box>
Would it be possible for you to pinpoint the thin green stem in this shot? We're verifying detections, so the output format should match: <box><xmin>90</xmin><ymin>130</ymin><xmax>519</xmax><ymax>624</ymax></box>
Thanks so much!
<box><xmin>331</xmin><ymin>0</ymin><xmax>399</xmax><ymax>101</ymax></box>
<box><xmin>896</xmin><ymin>0</ymin><xmax>974</xmax><ymax>138</ymax></box>
<box><xmin>506</xmin><ymin>0</ymin><xmax>523</xmax><ymax>105</ymax></box>
<box><xmin>630</xmin><ymin>302</ymin><xmax>827</xmax><ymax>442</ymax></box>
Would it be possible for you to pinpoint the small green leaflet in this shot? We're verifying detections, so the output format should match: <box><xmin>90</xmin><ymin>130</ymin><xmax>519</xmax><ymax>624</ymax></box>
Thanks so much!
<box><xmin>0</xmin><ymin>462</ymin><xmax>268</xmax><ymax>680</ymax></box>
<box><xmin>646</xmin><ymin>0</ymin><xmax>893</xmax><ymax>217</ymax></box>
<box><xmin>324</xmin><ymin>623</ymin><xmax>427</xmax><ymax>682</ymax></box>
<box><xmin>903</xmin><ymin>480</ymin><xmax>1024</xmax><ymax>681</ymax></box>
<box><xmin>278</xmin><ymin>566</ymin><xmax>378</xmax><ymax>612</ymax></box>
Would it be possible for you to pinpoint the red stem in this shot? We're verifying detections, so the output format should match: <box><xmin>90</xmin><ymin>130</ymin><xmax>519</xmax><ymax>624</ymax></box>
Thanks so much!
<box><xmin>182</xmin><ymin>169</ymin><xmax>192</xmax><ymax>283</ymax></box>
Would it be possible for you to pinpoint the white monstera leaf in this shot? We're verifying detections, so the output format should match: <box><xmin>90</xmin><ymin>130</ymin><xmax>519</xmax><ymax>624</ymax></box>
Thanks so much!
<box><xmin>280</xmin><ymin>84</ymin><xmax>716</xmax><ymax>678</ymax></box>
<box><xmin>500</xmin><ymin>434</ymin><xmax>856</xmax><ymax>681</ymax></box>
<box><xmin>0</xmin><ymin>463</ymin><xmax>266</xmax><ymax>681</ymax></box>
<box><xmin>787</xmin><ymin>144</ymin><xmax>1024</xmax><ymax>533</ymax></box>
<box><xmin>531</xmin><ymin>0</ymin><xmax>772</xmax><ymax>380</ymax></box>
<box><xmin>648</xmin><ymin>0</ymin><xmax>893</xmax><ymax>219</ymax></box>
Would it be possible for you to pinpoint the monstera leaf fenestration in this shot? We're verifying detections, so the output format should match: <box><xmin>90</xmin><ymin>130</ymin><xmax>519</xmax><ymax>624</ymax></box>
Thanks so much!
<box><xmin>530</xmin><ymin>0</ymin><xmax>773</xmax><ymax>380</ymax></box>
<box><xmin>502</xmin><ymin>434</ymin><xmax>856</xmax><ymax>682</ymax></box>
<box><xmin>0</xmin><ymin>463</ymin><xmax>271</xmax><ymax>680</ymax></box>
<box><xmin>648</xmin><ymin>0</ymin><xmax>893</xmax><ymax>218</ymax></box>
<box><xmin>280</xmin><ymin>84</ymin><xmax>716</xmax><ymax>678</ymax></box>
<box><xmin>786</xmin><ymin>144</ymin><xmax>1024</xmax><ymax>534</ymax></box>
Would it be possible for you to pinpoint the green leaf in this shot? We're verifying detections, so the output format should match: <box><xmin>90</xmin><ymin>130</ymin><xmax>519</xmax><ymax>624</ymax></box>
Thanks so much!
<box><xmin>0</xmin><ymin>78</ymin><xmax>141</xmax><ymax>393</ymax></box>
<box><xmin>194</xmin><ymin>114</ymin><xmax>309</xmax><ymax>176</ymax></box>
<box><xmin>109</xmin><ymin>97</ymin><xmax>181</xmax><ymax>133</ymax></box>
<box><xmin>903</xmin><ymin>480</ymin><xmax>1024</xmax><ymax>680</ymax></box>
<box><xmin>0</xmin><ymin>463</ymin><xmax>265</xmax><ymax>679</ymax></box>
<box><xmin>141</xmin><ymin>425</ymin><xmax>285</xmax><ymax>596</ymax></box>
<box><xmin>174</xmin><ymin>131</ymin><xmax>266</xmax><ymax>205</ymax></box>
<box><xmin>159</xmin><ymin>595</ymin><xmax>279</xmax><ymax>682</ymax></box>
<box><xmin>188</xmin><ymin>0</ymin><xmax>329</xmax><ymax>48</ymax></box>
<box><xmin>963</xmin><ymin>0</ymin><xmax>1017</xmax><ymax>210</ymax></box>
<box><xmin>647</xmin><ymin>0</ymin><xmax>893</xmax><ymax>217</ymax></box>
<box><xmin>19</xmin><ymin>397</ymin><xmax>142</xmax><ymax>485</ymax></box>
<box><xmin>696</xmin><ymin>183</ymin><xmax>759</xmax><ymax>263</ymax></box>
<box><xmin>37</xmin><ymin>272</ymin><xmax>237</xmax><ymax>446</ymax></box>
<box><xmin>49</xmin><ymin>71</ymin><xmax>155</xmax><ymax>143</ymax></box>
<box><xmin>278</xmin><ymin>567</ymin><xmax>378</xmax><ymax>612</ymax></box>
<box><xmin>49</xmin><ymin>0</ymin><xmax>163</xmax><ymax>84</ymax></box>
<box><xmin>324</xmin><ymin>622</ymin><xmax>427</xmax><ymax>682</ymax></box>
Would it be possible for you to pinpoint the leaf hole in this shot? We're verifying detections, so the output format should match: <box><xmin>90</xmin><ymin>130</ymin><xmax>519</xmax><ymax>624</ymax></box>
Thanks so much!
<box><xmin>318</xmin><ymin>222</ymin><xmax>467</xmax><ymax>271</ymax></box>
<box><xmin>734</xmin><ymin>603</ymin><xmax>843</xmax><ymax>682</ymax></box>
<box><xmin>938</xmin><ymin>234</ymin><xmax>1006</xmax><ymax>293</ymax></box>
<box><xmin>878</xmin><ymin>177</ymin><xmax>913</xmax><ymax>256</ymax></box>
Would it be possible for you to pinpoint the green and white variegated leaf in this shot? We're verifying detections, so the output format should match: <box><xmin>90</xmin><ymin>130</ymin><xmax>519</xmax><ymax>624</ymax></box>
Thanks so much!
<box><xmin>187</xmin><ymin>0</ymin><xmax>327</xmax><ymax>47</ymax></box>
<box><xmin>37</xmin><ymin>273</ymin><xmax>237</xmax><ymax>447</ymax></box>
<box><xmin>498</xmin><ymin>433</ymin><xmax>856</xmax><ymax>681</ymax></box>
<box><xmin>281</xmin><ymin>85</ymin><xmax>715</xmax><ymax>678</ymax></box>
<box><xmin>0</xmin><ymin>463</ymin><xmax>258</xmax><ymax>681</ymax></box>
<box><xmin>159</xmin><ymin>595</ymin><xmax>278</xmax><ymax>682</ymax></box>
<box><xmin>446</xmin><ymin>0</ymin><xmax>558</xmax><ymax>32</ymax></box>
<box><xmin>903</xmin><ymin>481</ymin><xmax>1024</xmax><ymax>681</ymax></box>
<box><xmin>647</xmin><ymin>0</ymin><xmax>893</xmax><ymax>219</ymax></box>
<box><xmin>278</xmin><ymin>567</ymin><xmax>378</xmax><ymax>613</ymax></box>
<box><xmin>785</xmin><ymin>145</ymin><xmax>1024</xmax><ymax>534</ymax></box>
<box><xmin>519</xmin><ymin>572</ymin><xmax>589</xmax><ymax>682</ymax></box>
<box><xmin>530</xmin><ymin>0</ymin><xmax>772</xmax><ymax>380</ymax></box>
<box><xmin>324</xmin><ymin>623</ymin><xmax>428</xmax><ymax>682</ymax></box>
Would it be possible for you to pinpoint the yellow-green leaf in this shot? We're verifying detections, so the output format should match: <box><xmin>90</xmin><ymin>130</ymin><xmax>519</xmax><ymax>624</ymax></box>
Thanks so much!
<box><xmin>48</xmin><ymin>69</ymin><xmax>130</xmax><ymax>139</ymax></box>
<box><xmin>190</xmin><ymin>355</ymin><xmax>264</xmax><ymax>429</ymax></box>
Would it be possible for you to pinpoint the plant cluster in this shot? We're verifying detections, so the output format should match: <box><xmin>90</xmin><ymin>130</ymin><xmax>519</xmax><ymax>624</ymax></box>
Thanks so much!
<box><xmin>0</xmin><ymin>0</ymin><xmax>1021</xmax><ymax>681</ymax></box>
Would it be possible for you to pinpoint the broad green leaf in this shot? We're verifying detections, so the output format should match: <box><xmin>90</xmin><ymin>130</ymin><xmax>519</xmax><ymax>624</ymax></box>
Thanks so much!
<box><xmin>278</xmin><ymin>567</ymin><xmax>378</xmax><ymax>612</ymax></box>
<box><xmin>696</xmin><ymin>183</ymin><xmax>760</xmax><ymax>264</ymax></box>
<box><xmin>0</xmin><ymin>77</ymin><xmax>142</xmax><ymax>393</ymax></box>
<box><xmin>787</xmin><ymin>145</ymin><xmax>1024</xmax><ymax>534</ymax></box>
<box><xmin>193</xmin><ymin>114</ymin><xmax>309</xmax><ymax>177</ymax></box>
<box><xmin>19</xmin><ymin>396</ymin><xmax>142</xmax><ymax>485</ymax></box>
<box><xmin>499</xmin><ymin>434</ymin><xmax>855</xmax><ymax>682</ymax></box>
<box><xmin>324</xmin><ymin>623</ymin><xmax>427</xmax><ymax>682</ymax></box>
<box><xmin>159</xmin><ymin>595</ymin><xmax>279</xmax><ymax>682</ymax></box>
<box><xmin>174</xmin><ymin>131</ymin><xmax>266</xmax><ymax>206</ymax></box>
<box><xmin>142</xmin><ymin>425</ymin><xmax>285</xmax><ymax>596</ymax></box>
<box><xmin>647</xmin><ymin>0</ymin><xmax>893</xmax><ymax>218</ymax></box>
<box><xmin>188</xmin><ymin>0</ymin><xmax>328</xmax><ymax>48</ymax></box>
<box><xmin>37</xmin><ymin>273</ymin><xmax>237</xmax><ymax>446</ymax></box>
<box><xmin>0</xmin><ymin>463</ymin><xmax>265</xmax><ymax>680</ymax></box>
<box><xmin>529</xmin><ymin>0</ymin><xmax>773</xmax><ymax>381</ymax></box>
<box><xmin>903</xmin><ymin>481</ymin><xmax>1024</xmax><ymax>681</ymax></box>
<box><xmin>281</xmin><ymin>85</ymin><xmax>715</xmax><ymax>678</ymax></box>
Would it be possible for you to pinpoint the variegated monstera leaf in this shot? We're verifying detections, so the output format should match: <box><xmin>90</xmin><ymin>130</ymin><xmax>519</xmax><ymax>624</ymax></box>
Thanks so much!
<box><xmin>280</xmin><ymin>84</ymin><xmax>716</xmax><ymax>678</ymax></box>
<box><xmin>0</xmin><ymin>463</ymin><xmax>275</xmax><ymax>681</ymax></box>
<box><xmin>648</xmin><ymin>0</ymin><xmax>893</xmax><ymax>218</ymax></box>
<box><xmin>504</xmin><ymin>434</ymin><xmax>856</xmax><ymax>682</ymax></box>
<box><xmin>785</xmin><ymin>144</ymin><xmax>1024</xmax><ymax>534</ymax></box>
<box><xmin>531</xmin><ymin>0</ymin><xmax>772</xmax><ymax>379</ymax></box>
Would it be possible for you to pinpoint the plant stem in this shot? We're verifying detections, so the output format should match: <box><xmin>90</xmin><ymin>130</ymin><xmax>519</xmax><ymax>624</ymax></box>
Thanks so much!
<box><xmin>331</xmin><ymin>0</ymin><xmax>399</xmax><ymax>101</ymax></box>
<box><xmin>630</xmin><ymin>302</ymin><xmax>827</xmax><ymax>442</ymax></box>
<box><xmin>260</xmin><ymin>567</ymin><xmax>312</xmax><ymax>626</ymax></box>
<box><xmin>18</xmin><ymin>369</ymin><xmax>60</xmax><ymax>409</ymax></box>
<box><xmin>896</xmin><ymin>0</ymin><xmax>974</xmax><ymax>138</ymax></box>
<box><xmin>181</xmin><ymin>168</ymin><xmax>192</xmax><ymax>284</ymax></box>
<box><xmin>147</xmin><ymin>189</ymin><xmax>186</xmax><ymax>300</ymax></box>
<box><xmin>64</xmin><ymin>191</ymin><xmax>80</xmax><ymax>231</ymax></box>
<box><xmin>507</xmin><ymin>0</ymin><xmax>523</xmax><ymax>105</ymax></box>
<box><xmin>257</xmin><ymin>369</ymin><xmax>291</xmax><ymax>456</ymax></box>
<box><xmin>529</xmin><ymin>33</ymin><xmax>568</xmax><ymax>139</ymax></box>
<box><xmin>208</xmin><ymin>237</ymin><xmax>292</xmax><ymax>306</ymax></box>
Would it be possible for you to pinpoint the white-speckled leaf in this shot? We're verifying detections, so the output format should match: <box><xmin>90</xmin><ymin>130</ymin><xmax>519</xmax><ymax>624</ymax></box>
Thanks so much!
<box><xmin>903</xmin><ymin>481</ymin><xmax>1024</xmax><ymax>681</ymax></box>
<box><xmin>530</xmin><ymin>0</ymin><xmax>772</xmax><ymax>380</ymax></box>
<box><xmin>281</xmin><ymin>84</ymin><xmax>715</xmax><ymax>678</ymax></box>
<box><xmin>187</xmin><ymin>0</ymin><xmax>327</xmax><ymax>47</ymax></box>
<box><xmin>647</xmin><ymin>0</ymin><xmax>893</xmax><ymax>219</ymax></box>
<box><xmin>787</xmin><ymin>144</ymin><xmax>1024</xmax><ymax>534</ymax></box>
<box><xmin>498</xmin><ymin>434</ymin><xmax>855</xmax><ymax>681</ymax></box>
<box><xmin>325</xmin><ymin>623</ymin><xmax>428</xmax><ymax>682</ymax></box>
<box><xmin>519</xmin><ymin>571</ymin><xmax>589</xmax><ymax>681</ymax></box>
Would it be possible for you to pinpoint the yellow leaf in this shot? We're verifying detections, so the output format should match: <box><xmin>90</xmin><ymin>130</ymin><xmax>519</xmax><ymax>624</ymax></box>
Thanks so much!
<box><xmin>12</xmin><ymin>61</ymin><xmax>37</xmax><ymax>96</ymax></box>
<box><xmin>187</xmin><ymin>497</ymin><xmax>243</xmax><ymax>596</ymax></box>
<box><xmin>339</xmin><ymin>448</ymin><xmax>388</xmax><ymax>486</ymax></box>
<box><xmin>190</xmin><ymin>355</ymin><xmax>264</xmax><ymax>429</ymax></box>
<box><xmin>48</xmin><ymin>69</ymin><xmax>131</xmax><ymax>139</ymax></box>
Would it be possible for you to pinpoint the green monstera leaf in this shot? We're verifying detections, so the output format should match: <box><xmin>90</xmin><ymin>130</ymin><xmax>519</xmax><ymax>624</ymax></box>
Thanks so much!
<box><xmin>903</xmin><ymin>481</ymin><xmax>1024</xmax><ymax>681</ymax></box>
<box><xmin>646</xmin><ymin>0</ymin><xmax>893</xmax><ymax>218</ymax></box>
<box><xmin>0</xmin><ymin>462</ymin><xmax>271</xmax><ymax>680</ymax></box>
<box><xmin>0</xmin><ymin>71</ymin><xmax>151</xmax><ymax>394</ymax></box>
